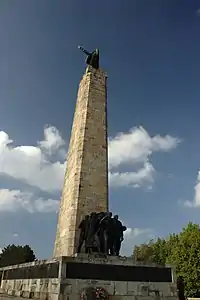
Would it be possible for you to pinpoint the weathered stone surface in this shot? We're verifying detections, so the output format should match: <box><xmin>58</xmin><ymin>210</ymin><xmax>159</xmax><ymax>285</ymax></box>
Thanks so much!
<box><xmin>54</xmin><ymin>66</ymin><xmax>108</xmax><ymax>257</ymax></box>
<box><xmin>114</xmin><ymin>281</ymin><xmax>128</xmax><ymax>295</ymax></box>
<box><xmin>0</xmin><ymin>256</ymin><xmax>177</xmax><ymax>300</ymax></box>
<box><xmin>109</xmin><ymin>297</ymin><xmax>136</xmax><ymax>300</ymax></box>
<box><xmin>0</xmin><ymin>259</ymin><xmax>61</xmax><ymax>300</ymax></box>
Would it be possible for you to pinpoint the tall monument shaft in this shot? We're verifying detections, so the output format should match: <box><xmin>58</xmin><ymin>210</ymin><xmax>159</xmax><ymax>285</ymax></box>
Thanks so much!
<box><xmin>54</xmin><ymin>66</ymin><xmax>108</xmax><ymax>257</ymax></box>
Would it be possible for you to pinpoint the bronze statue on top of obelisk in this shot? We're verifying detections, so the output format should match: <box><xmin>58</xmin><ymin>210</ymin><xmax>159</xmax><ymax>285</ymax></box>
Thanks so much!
<box><xmin>78</xmin><ymin>46</ymin><xmax>100</xmax><ymax>69</ymax></box>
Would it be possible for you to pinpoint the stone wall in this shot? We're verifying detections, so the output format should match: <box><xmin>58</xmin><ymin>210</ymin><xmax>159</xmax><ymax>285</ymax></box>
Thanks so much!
<box><xmin>0</xmin><ymin>258</ymin><xmax>61</xmax><ymax>300</ymax></box>
<box><xmin>59</xmin><ymin>254</ymin><xmax>177</xmax><ymax>300</ymax></box>
<box><xmin>61</xmin><ymin>279</ymin><xmax>178</xmax><ymax>300</ymax></box>
<box><xmin>0</xmin><ymin>255</ymin><xmax>178</xmax><ymax>300</ymax></box>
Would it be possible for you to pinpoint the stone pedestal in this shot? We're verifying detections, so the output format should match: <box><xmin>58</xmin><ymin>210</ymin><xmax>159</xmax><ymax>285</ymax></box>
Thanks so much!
<box><xmin>59</xmin><ymin>254</ymin><xmax>177</xmax><ymax>300</ymax></box>
<box><xmin>0</xmin><ymin>255</ymin><xmax>177</xmax><ymax>300</ymax></box>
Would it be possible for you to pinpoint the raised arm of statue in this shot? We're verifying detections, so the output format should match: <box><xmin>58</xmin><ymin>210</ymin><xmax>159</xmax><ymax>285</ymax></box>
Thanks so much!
<box><xmin>78</xmin><ymin>46</ymin><xmax>90</xmax><ymax>56</ymax></box>
<box><xmin>78</xmin><ymin>45</ymin><xmax>100</xmax><ymax>69</ymax></box>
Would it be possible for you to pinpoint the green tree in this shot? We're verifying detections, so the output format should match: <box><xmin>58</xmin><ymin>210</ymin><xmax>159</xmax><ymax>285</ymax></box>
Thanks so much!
<box><xmin>167</xmin><ymin>223</ymin><xmax>200</xmax><ymax>297</ymax></box>
<box><xmin>0</xmin><ymin>244</ymin><xmax>36</xmax><ymax>267</ymax></box>
<box><xmin>133</xmin><ymin>238</ymin><xmax>167</xmax><ymax>264</ymax></box>
<box><xmin>132</xmin><ymin>222</ymin><xmax>200</xmax><ymax>297</ymax></box>
<box><xmin>133</xmin><ymin>240</ymin><xmax>155</xmax><ymax>262</ymax></box>
<box><xmin>151</xmin><ymin>238</ymin><xmax>168</xmax><ymax>265</ymax></box>
<box><xmin>166</xmin><ymin>233</ymin><xmax>179</xmax><ymax>257</ymax></box>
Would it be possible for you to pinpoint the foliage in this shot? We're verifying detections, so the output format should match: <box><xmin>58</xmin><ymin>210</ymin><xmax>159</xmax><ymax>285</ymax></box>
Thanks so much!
<box><xmin>0</xmin><ymin>244</ymin><xmax>36</xmax><ymax>267</ymax></box>
<box><xmin>133</xmin><ymin>222</ymin><xmax>200</xmax><ymax>297</ymax></box>
<box><xmin>133</xmin><ymin>240</ymin><xmax>155</xmax><ymax>263</ymax></box>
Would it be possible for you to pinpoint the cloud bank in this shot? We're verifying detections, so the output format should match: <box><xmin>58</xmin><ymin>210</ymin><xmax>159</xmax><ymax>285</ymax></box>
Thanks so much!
<box><xmin>184</xmin><ymin>171</ymin><xmax>200</xmax><ymax>208</ymax></box>
<box><xmin>0</xmin><ymin>125</ymin><xmax>180</xmax><ymax>213</ymax></box>
<box><xmin>0</xmin><ymin>189</ymin><xmax>59</xmax><ymax>213</ymax></box>
<box><xmin>121</xmin><ymin>226</ymin><xmax>154</xmax><ymax>256</ymax></box>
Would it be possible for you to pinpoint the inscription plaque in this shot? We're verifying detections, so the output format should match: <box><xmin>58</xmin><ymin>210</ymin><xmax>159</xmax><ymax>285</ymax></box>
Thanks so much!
<box><xmin>66</xmin><ymin>262</ymin><xmax>172</xmax><ymax>282</ymax></box>
<box><xmin>3</xmin><ymin>263</ymin><xmax>59</xmax><ymax>280</ymax></box>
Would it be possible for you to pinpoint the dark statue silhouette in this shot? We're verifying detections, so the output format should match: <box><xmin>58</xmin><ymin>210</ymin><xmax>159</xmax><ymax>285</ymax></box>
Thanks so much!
<box><xmin>77</xmin><ymin>212</ymin><xmax>127</xmax><ymax>256</ymax></box>
<box><xmin>177</xmin><ymin>276</ymin><xmax>185</xmax><ymax>300</ymax></box>
<box><xmin>78</xmin><ymin>46</ymin><xmax>100</xmax><ymax>69</ymax></box>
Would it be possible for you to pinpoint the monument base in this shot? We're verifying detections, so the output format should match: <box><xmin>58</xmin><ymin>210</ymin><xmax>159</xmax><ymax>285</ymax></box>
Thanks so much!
<box><xmin>0</xmin><ymin>254</ymin><xmax>177</xmax><ymax>300</ymax></box>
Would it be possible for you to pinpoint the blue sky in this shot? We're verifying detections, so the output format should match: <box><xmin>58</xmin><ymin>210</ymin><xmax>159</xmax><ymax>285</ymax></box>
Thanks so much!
<box><xmin>0</xmin><ymin>0</ymin><xmax>200</xmax><ymax>258</ymax></box>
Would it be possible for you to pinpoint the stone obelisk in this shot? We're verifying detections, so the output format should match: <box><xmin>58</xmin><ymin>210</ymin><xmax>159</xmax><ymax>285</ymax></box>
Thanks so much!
<box><xmin>54</xmin><ymin>57</ymin><xmax>108</xmax><ymax>257</ymax></box>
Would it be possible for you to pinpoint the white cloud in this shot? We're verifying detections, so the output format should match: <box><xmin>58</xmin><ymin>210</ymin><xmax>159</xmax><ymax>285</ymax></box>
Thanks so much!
<box><xmin>34</xmin><ymin>197</ymin><xmax>59</xmax><ymax>213</ymax></box>
<box><xmin>108</xmin><ymin>126</ymin><xmax>180</xmax><ymax>169</ymax></box>
<box><xmin>38</xmin><ymin>126</ymin><xmax>65</xmax><ymax>155</ymax></box>
<box><xmin>109</xmin><ymin>126</ymin><xmax>180</xmax><ymax>188</ymax></box>
<box><xmin>124</xmin><ymin>227</ymin><xmax>153</xmax><ymax>239</ymax></box>
<box><xmin>0</xmin><ymin>189</ymin><xmax>59</xmax><ymax>213</ymax></box>
<box><xmin>121</xmin><ymin>226</ymin><xmax>154</xmax><ymax>256</ymax></box>
<box><xmin>0</xmin><ymin>125</ymin><xmax>180</xmax><ymax>193</ymax></box>
<box><xmin>0</xmin><ymin>125</ymin><xmax>180</xmax><ymax>213</ymax></box>
<box><xmin>184</xmin><ymin>171</ymin><xmax>200</xmax><ymax>208</ymax></box>
<box><xmin>109</xmin><ymin>161</ymin><xmax>155</xmax><ymax>188</ymax></box>
<box><xmin>0</xmin><ymin>126</ymin><xmax>66</xmax><ymax>192</ymax></box>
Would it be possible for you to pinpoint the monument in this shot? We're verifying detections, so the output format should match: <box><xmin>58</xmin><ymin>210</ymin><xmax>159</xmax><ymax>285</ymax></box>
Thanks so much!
<box><xmin>54</xmin><ymin>46</ymin><xmax>127</xmax><ymax>258</ymax></box>
<box><xmin>0</xmin><ymin>47</ymin><xmax>178</xmax><ymax>300</ymax></box>
<box><xmin>54</xmin><ymin>46</ymin><xmax>111</xmax><ymax>258</ymax></box>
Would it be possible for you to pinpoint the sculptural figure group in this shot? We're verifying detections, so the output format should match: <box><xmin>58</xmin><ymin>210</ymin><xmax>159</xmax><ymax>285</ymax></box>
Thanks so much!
<box><xmin>77</xmin><ymin>212</ymin><xmax>127</xmax><ymax>256</ymax></box>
